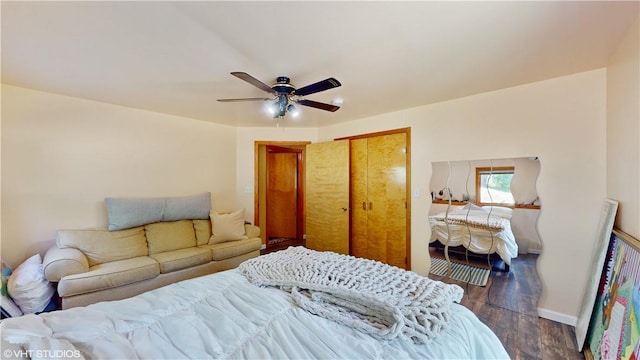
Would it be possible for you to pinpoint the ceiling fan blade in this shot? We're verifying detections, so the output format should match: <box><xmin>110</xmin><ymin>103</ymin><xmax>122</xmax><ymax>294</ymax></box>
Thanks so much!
<box><xmin>294</xmin><ymin>77</ymin><xmax>341</xmax><ymax>96</ymax></box>
<box><xmin>230</xmin><ymin>72</ymin><xmax>275</xmax><ymax>94</ymax></box>
<box><xmin>217</xmin><ymin>97</ymin><xmax>272</xmax><ymax>102</ymax></box>
<box><xmin>296</xmin><ymin>99</ymin><xmax>340</xmax><ymax>112</ymax></box>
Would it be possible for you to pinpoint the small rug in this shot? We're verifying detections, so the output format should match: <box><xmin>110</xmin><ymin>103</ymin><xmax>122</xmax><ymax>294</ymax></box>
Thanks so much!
<box><xmin>268</xmin><ymin>237</ymin><xmax>298</xmax><ymax>245</ymax></box>
<box><xmin>429</xmin><ymin>257</ymin><xmax>490</xmax><ymax>286</ymax></box>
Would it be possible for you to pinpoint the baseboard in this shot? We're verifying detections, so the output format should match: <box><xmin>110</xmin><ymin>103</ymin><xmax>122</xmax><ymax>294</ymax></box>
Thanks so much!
<box><xmin>528</xmin><ymin>249</ymin><xmax>542</xmax><ymax>255</ymax></box>
<box><xmin>537</xmin><ymin>307</ymin><xmax>577</xmax><ymax>326</ymax></box>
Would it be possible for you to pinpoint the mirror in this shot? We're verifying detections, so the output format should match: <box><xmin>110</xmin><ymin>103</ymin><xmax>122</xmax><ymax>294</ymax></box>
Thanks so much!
<box><xmin>429</xmin><ymin>157</ymin><xmax>541</xmax><ymax>314</ymax></box>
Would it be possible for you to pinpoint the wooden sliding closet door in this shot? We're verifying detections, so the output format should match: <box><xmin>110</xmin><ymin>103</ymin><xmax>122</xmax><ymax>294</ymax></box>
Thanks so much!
<box><xmin>369</xmin><ymin>133</ymin><xmax>407</xmax><ymax>268</ymax></box>
<box><xmin>350</xmin><ymin>138</ymin><xmax>368</xmax><ymax>259</ymax></box>
<box><xmin>350</xmin><ymin>132</ymin><xmax>407</xmax><ymax>268</ymax></box>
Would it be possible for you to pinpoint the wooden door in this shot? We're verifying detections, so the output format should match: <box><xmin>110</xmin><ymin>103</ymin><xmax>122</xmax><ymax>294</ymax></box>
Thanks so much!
<box><xmin>305</xmin><ymin>140</ymin><xmax>350</xmax><ymax>254</ymax></box>
<box><xmin>349</xmin><ymin>132</ymin><xmax>407</xmax><ymax>269</ymax></box>
<box><xmin>350</xmin><ymin>138</ymin><xmax>368</xmax><ymax>259</ymax></box>
<box><xmin>266</xmin><ymin>146</ymin><xmax>303</xmax><ymax>242</ymax></box>
<box><xmin>368</xmin><ymin>133</ymin><xmax>407</xmax><ymax>268</ymax></box>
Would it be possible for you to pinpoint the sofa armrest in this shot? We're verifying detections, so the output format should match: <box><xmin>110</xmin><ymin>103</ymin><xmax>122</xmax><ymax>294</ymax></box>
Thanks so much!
<box><xmin>244</xmin><ymin>224</ymin><xmax>261</xmax><ymax>239</ymax></box>
<box><xmin>43</xmin><ymin>246</ymin><xmax>89</xmax><ymax>282</ymax></box>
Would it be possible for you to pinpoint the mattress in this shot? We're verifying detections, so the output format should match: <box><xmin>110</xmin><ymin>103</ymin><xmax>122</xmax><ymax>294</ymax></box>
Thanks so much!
<box><xmin>1</xmin><ymin>268</ymin><xmax>510</xmax><ymax>359</ymax></box>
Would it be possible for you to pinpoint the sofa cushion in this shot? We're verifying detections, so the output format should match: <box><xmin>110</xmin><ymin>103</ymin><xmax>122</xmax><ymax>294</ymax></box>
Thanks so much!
<box><xmin>57</xmin><ymin>256</ymin><xmax>159</xmax><ymax>297</ymax></box>
<box><xmin>149</xmin><ymin>247</ymin><xmax>212</xmax><ymax>273</ymax></box>
<box><xmin>200</xmin><ymin>237</ymin><xmax>262</xmax><ymax>261</ymax></box>
<box><xmin>210</xmin><ymin>209</ymin><xmax>248</xmax><ymax>244</ymax></box>
<box><xmin>145</xmin><ymin>220</ymin><xmax>196</xmax><ymax>255</ymax></box>
<box><xmin>57</xmin><ymin>227</ymin><xmax>147</xmax><ymax>267</ymax></box>
<box><xmin>105</xmin><ymin>193</ymin><xmax>211</xmax><ymax>230</ymax></box>
<box><xmin>193</xmin><ymin>219</ymin><xmax>212</xmax><ymax>246</ymax></box>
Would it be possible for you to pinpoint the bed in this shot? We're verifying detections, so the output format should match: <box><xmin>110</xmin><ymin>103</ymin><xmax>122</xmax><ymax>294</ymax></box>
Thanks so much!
<box><xmin>429</xmin><ymin>204</ymin><xmax>518</xmax><ymax>268</ymax></box>
<box><xmin>1</xmin><ymin>247</ymin><xmax>509</xmax><ymax>359</ymax></box>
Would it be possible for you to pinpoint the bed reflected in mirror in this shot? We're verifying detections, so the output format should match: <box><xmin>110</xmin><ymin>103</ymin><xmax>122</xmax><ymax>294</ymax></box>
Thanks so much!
<box><xmin>428</xmin><ymin>157</ymin><xmax>541</xmax><ymax>316</ymax></box>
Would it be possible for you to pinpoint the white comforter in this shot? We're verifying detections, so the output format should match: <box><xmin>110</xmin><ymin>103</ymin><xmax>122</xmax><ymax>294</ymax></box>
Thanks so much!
<box><xmin>1</xmin><ymin>269</ymin><xmax>509</xmax><ymax>359</ymax></box>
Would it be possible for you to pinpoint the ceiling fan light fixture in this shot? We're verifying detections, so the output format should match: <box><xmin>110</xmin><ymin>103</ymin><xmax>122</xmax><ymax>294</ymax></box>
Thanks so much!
<box><xmin>287</xmin><ymin>104</ymin><xmax>300</xmax><ymax>118</ymax></box>
<box><xmin>266</xmin><ymin>102</ymin><xmax>277</xmax><ymax>116</ymax></box>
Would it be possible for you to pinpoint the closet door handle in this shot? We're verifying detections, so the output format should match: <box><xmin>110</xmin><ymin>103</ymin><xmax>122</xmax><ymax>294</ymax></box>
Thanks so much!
<box><xmin>369</xmin><ymin>202</ymin><xmax>373</xmax><ymax>210</ymax></box>
<box><xmin>362</xmin><ymin>202</ymin><xmax>367</xmax><ymax>210</ymax></box>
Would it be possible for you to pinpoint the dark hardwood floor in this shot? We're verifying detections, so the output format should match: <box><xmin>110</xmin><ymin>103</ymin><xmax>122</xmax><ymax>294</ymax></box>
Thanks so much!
<box><xmin>429</xmin><ymin>249</ymin><xmax>585</xmax><ymax>360</ymax></box>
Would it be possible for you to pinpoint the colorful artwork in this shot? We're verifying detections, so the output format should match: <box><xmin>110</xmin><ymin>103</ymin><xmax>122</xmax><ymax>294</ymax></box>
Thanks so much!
<box><xmin>1</xmin><ymin>261</ymin><xmax>12</xmax><ymax>296</ymax></box>
<box><xmin>588</xmin><ymin>230</ymin><xmax>640</xmax><ymax>360</ymax></box>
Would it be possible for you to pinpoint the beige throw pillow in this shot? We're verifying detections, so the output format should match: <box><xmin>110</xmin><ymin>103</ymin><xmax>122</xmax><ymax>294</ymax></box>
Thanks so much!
<box><xmin>210</xmin><ymin>209</ymin><xmax>247</xmax><ymax>244</ymax></box>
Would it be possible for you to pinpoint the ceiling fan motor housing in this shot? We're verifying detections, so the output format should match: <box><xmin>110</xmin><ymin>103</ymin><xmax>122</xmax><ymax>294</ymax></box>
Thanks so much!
<box><xmin>272</xmin><ymin>76</ymin><xmax>295</xmax><ymax>94</ymax></box>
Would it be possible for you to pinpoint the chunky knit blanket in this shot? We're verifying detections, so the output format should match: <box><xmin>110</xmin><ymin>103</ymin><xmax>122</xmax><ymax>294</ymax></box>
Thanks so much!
<box><xmin>430</xmin><ymin>214</ymin><xmax>508</xmax><ymax>231</ymax></box>
<box><xmin>239</xmin><ymin>247</ymin><xmax>464</xmax><ymax>344</ymax></box>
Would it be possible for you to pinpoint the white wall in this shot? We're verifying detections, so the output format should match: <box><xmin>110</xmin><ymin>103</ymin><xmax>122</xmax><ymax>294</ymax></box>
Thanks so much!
<box><xmin>1</xmin><ymin>85</ymin><xmax>239</xmax><ymax>267</ymax></box>
<box><xmin>607</xmin><ymin>16</ymin><xmax>640</xmax><ymax>239</ymax></box>
<box><xmin>318</xmin><ymin>69</ymin><xmax>608</xmax><ymax>324</ymax></box>
<box><xmin>235</xmin><ymin>127</ymin><xmax>319</xmax><ymax>223</ymax></box>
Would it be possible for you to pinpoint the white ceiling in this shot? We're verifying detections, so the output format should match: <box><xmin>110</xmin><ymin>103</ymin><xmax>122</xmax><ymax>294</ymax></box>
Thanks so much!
<box><xmin>2</xmin><ymin>1</ymin><xmax>638</xmax><ymax>128</ymax></box>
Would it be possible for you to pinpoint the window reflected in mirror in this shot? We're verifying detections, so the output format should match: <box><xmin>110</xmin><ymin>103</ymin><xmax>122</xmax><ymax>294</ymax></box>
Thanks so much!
<box><xmin>476</xmin><ymin>166</ymin><xmax>515</xmax><ymax>206</ymax></box>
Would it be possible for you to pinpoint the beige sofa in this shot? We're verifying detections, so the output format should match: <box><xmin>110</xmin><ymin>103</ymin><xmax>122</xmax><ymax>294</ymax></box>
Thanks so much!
<box><xmin>42</xmin><ymin>219</ymin><xmax>261</xmax><ymax>309</ymax></box>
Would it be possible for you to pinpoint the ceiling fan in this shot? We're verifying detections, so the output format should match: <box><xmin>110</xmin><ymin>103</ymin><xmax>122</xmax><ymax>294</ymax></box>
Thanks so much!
<box><xmin>217</xmin><ymin>72</ymin><xmax>342</xmax><ymax>118</ymax></box>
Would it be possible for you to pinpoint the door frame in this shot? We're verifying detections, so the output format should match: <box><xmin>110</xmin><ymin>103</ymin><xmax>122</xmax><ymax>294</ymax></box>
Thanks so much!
<box><xmin>254</xmin><ymin>141</ymin><xmax>311</xmax><ymax>245</ymax></box>
<box><xmin>335</xmin><ymin>127</ymin><xmax>412</xmax><ymax>269</ymax></box>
